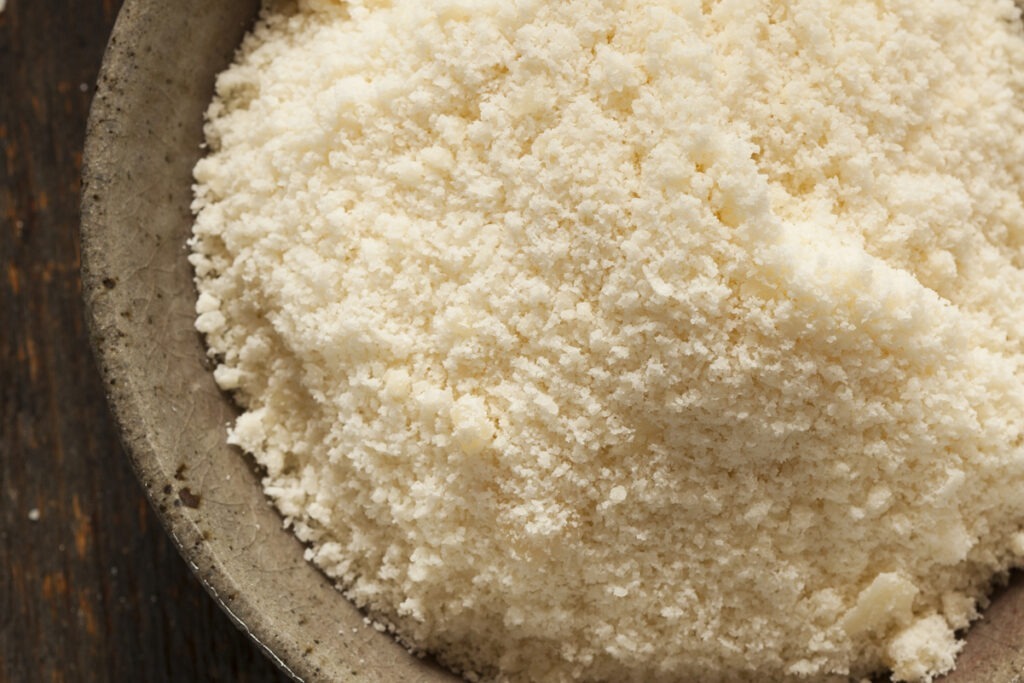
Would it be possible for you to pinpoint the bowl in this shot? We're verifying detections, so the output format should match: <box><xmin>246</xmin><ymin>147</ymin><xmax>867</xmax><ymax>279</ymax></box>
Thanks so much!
<box><xmin>79</xmin><ymin>1</ymin><xmax>1024</xmax><ymax>681</ymax></box>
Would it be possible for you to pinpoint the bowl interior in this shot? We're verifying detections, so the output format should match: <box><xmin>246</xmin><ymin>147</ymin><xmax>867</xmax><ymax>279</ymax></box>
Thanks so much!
<box><xmin>80</xmin><ymin>1</ymin><xmax>1024</xmax><ymax>682</ymax></box>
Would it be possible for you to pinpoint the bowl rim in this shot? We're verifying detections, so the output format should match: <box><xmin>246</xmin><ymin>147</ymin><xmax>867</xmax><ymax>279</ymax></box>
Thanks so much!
<box><xmin>79</xmin><ymin>2</ymin><xmax>308</xmax><ymax>680</ymax></box>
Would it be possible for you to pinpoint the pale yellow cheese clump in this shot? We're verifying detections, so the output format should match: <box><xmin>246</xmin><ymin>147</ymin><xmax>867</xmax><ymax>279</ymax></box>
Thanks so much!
<box><xmin>191</xmin><ymin>0</ymin><xmax>1024</xmax><ymax>681</ymax></box>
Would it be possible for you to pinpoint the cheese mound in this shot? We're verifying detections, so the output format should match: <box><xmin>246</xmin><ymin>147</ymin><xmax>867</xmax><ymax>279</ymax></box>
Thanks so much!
<box><xmin>190</xmin><ymin>1</ymin><xmax>1024</xmax><ymax>681</ymax></box>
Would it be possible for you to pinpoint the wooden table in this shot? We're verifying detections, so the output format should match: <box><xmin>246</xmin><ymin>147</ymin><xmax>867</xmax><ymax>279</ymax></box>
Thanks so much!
<box><xmin>0</xmin><ymin>2</ymin><xmax>291</xmax><ymax>680</ymax></box>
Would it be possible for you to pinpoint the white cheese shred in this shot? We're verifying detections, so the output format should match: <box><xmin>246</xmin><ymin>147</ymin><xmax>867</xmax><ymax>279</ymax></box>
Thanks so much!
<box><xmin>191</xmin><ymin>1</ymin><xmax>1024</xmax><ymax>681</ymax></box>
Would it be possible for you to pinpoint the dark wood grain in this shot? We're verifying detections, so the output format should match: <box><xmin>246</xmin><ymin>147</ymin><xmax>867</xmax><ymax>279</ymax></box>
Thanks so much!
<box><xmin>0</xmin><ymin>2</ymin><xmax>291</xmax><ymax>681</ymax></box>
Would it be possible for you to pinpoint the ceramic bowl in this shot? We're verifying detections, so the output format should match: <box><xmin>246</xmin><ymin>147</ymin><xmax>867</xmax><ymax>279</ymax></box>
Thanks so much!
<box><xmin>79</xmin><ymin>1</ymin><xmax>1024</xmax><ymax>681</ymax></box>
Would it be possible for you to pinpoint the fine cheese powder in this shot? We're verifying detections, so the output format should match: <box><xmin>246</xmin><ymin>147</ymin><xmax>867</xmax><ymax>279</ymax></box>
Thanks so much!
<box><xmin>191</xmin><ymin>1</ymin><xmax>1024</xmax><ymax>681</ymax></box>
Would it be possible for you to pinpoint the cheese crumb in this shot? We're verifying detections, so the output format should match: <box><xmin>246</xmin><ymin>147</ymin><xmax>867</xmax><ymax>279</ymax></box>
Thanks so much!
<box><xmin>886</xmin><ymin>616</ymin><xmax>962</xmax><ymax>683</ymax></box>
<box><xmin>191</xmin><ymin>0</ymin><xmax>1024</xmax><ymax>681</ymax></box>
<box><xmin>608</xmin><ymin>486</ymin><xmax>627</xmax><ymax>504</ymax></box>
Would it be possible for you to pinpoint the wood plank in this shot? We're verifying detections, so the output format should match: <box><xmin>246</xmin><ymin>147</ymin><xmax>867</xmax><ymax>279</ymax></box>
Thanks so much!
<box><xmin>0</xmin><ymin>1</ymin><xmax>291</xmax><ymax>680</ymax></box>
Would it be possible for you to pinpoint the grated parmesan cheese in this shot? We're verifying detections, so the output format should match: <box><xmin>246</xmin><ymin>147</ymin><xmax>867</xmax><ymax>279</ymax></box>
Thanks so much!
<box><xmin>191</xmin><ymin>0</ymin><xmax>1024</xmax><ymax>681</ymax></box>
